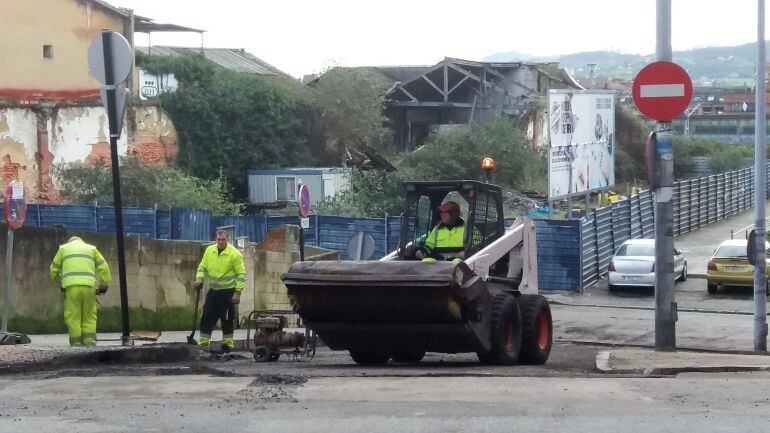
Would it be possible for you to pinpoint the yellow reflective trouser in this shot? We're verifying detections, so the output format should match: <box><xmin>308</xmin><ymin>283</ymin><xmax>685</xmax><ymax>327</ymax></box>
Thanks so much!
<box><xmin>64</xmin><ymin>285</ymin><xmax>97</xmax><ymax>347</ymax></box>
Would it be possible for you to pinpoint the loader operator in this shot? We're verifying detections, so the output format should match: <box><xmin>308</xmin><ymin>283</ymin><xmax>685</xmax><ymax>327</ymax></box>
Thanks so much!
<box><xmin>50</xmin><ymin>236</ymin><xmax>111</xmax><ymax>347</ymax></box>
<box><xmin>194</xmin><ymin>230</ymin><xmax>246</xmax><ymax>353</ymax></box>
<box><xmin>415</xmin><ymin>200</ymin><xmax>468</xmax><ymax>262</ymax></box>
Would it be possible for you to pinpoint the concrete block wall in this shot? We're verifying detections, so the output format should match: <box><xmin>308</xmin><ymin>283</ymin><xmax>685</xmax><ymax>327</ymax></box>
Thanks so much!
<box><xmin>253</xmin><ymin>226</ymin><xmax>339</xmax><ymax>314</ymax></box>
<box><xmin>0</xmin><ymin>223</ymin><xmax>337</xmax><ymax>332</ymax></box>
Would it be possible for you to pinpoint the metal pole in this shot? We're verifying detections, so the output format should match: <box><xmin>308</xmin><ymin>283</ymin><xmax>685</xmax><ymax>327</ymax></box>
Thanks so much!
<box><xmin>754</xmin><ymin>0</ymin><xmax>768</xmax><ymax>352</ymax></box>
<box><xmin>297</xmin><ymin>184</ymin><xmax>305</xmax><ymax>262</ymax></box>
<box><xmin>102</xmin><ymin>30</ymin><xmax>131</xmax><ymax>346</ymax></box>
<box><xmin>1</xmin><ymin>229</ymin><xmax>13</xmax><ymax>332</ymax></box>
<box><xmin>654</xmin><ymin>0</ymin><xmax>677</xmax><ymax>351</ymax></box>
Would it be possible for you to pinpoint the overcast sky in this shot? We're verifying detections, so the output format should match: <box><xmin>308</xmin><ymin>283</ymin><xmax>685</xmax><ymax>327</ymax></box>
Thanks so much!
<box><xmin>115</xmin><ymin>0</ymin><xmax>770</xmax><ymax>78</ymax></box>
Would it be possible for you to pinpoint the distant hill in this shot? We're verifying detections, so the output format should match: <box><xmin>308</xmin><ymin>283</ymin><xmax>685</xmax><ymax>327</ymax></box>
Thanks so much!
<box><xmin>486</xmin><ymin>41</ymin><xmax>766</xmax><ymax>85</ymax></box>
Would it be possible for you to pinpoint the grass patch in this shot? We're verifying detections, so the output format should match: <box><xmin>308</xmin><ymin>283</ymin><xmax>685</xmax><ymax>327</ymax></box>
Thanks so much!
<box><xmin>8</xmin><ymin>306</ymin><xmax>196</xmax><ymax>334</ymax></box>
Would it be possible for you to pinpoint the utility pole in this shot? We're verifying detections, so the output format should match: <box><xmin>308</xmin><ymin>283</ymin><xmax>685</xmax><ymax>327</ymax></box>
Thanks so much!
<box><xmin>753</xmin><ymin>0</ymin><xmax>768</xmax><ymax>352</ymax></box>
<box><xmin>654</xmin><ymin>0</ymin><xmax>677</xmax><ymax>350</ymax></box>
<box><xmin>587</xmin><ymin>63</ymin><xmax>597</xmax><ymax>89</ymax></box>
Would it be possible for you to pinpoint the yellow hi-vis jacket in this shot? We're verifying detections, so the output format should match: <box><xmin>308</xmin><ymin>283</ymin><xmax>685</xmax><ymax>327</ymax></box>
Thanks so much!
<box><xmin>424</xmin><ymin>220</ymin><xmax>468</xmax><ymax>251</ymax></box>
<box><xmin>195</xmin><ymin>243</ymin><xmax>246</xmax><ymax>292</ymax></box>
<box><xmin>50</xmin><ymin>239</ymin><xmax>111</xmax><ymax>289</ymax></box>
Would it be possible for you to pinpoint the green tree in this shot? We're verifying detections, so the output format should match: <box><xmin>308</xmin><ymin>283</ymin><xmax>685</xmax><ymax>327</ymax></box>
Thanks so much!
<box><xmin>53</xmin><ymin>157</ymin><xmax>241</xmax><ymax>215</ymax></box>
<box><xmin>614</xmin><ymin>105</ymin><xmax>650</xmax><ymax>183</ymax></box>
<box><xmin>138</xmin><ymin>54</ymin><xmax>314</xmax><ymax>199</ymax></box>
<box><xmin>307</xmin><ymin>67</ymin><xmax>393</xmax><ymax>163</ymax></box>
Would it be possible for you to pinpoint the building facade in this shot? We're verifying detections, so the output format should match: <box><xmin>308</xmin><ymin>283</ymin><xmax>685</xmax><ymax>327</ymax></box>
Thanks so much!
<box><xmin>0</xmin><ymin>0</ymin><xmax>180</xmax><ymax>202</ymax></box>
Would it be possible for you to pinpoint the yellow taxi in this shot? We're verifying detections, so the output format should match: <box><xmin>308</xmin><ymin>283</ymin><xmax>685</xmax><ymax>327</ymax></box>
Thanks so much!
<box><xmin>706</xmin><ymin>239</ymin><xmax>770</xmax><ymax>294</ymax></box>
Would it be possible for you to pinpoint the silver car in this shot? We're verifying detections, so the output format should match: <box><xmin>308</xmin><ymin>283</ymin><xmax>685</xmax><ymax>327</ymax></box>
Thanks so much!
<box><xmin>607</xmin><ymin>238</ymin><xmax>687</xmax><ymax>292</ymax></box>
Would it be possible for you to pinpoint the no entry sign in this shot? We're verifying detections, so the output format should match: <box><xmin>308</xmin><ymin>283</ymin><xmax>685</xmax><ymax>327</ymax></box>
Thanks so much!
<box><xmin>632</xmin><ymin>61</ymin><xmax>693</xmax><ymax>122</ymax></box>
<box><xmin>298</xmin><ymin>184</ymin><xmax>311</xmax><ymax>218</ymax></box>
<box><xmin>4</xmin><ymin>180</ymin><xmax>26</xmax><ymax>230</ymax></box>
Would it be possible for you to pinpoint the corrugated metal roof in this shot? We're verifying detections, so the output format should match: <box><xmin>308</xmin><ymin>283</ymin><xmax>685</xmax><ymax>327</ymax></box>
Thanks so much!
<box><xmin>137</xmin><ymin>46</ymin><xmax>288</xmax><ymax>76</ymax></box>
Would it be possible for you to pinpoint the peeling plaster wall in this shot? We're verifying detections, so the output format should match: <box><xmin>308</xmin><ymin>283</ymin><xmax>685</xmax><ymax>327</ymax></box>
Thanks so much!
<box><xmin>0</xmin><ymin>104</ymin><xmax>178</xmax><ymax>203</ymax></box>
<box><xmin>50</xmin><ymin>106</ymin><xmax>128</xmax><ymax>164</ymax></box>
<box><xmin>130</xmin><ymin>106</ymin><xmax>179</xmax><ymax>164</ymax></box>
<box><xmin>0</xmin><ymin>109</ymin><xmax>40</xmax><ymax>195</ymax></box>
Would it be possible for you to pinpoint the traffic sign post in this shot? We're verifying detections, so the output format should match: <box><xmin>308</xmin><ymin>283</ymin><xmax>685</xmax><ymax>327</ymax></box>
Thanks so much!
<box><xmin>0</xmin><ymin>180</ymin><xmax>30</xmax><ymax>345</ymax></box>
<box><xmin>633</xmin><ymin>1</ymin><xmax>692</xmax><ymax>352</ymax></box>
<box><xmin>297</xmin><ymin>184</ymin><xmax>311</xmax><ymax>262</ymax></box>
<box><xmin>88</xmin><ymin>29</ymin><xmax>133</xmax><ymax>346</ymax></box>
<box><xmin>752</xmin><ymin>0</ymin><xmax>768</xmax><ymax>352</ymax></box>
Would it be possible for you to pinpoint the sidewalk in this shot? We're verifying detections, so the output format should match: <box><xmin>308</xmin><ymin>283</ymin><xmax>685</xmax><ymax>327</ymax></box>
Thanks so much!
<box><xmin>26</xmin><ymin>329</ymin><xmax>254</xmax><ymax>347</ymax></box>
<box><xmin>597</xmin><ymin>348</ymin><xmax>770</xmax><ymax>375</ymax></box>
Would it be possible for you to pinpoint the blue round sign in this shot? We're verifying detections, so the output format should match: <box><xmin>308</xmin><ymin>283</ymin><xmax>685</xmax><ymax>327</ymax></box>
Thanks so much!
<box><xmin>299</xmin><ymin>184</ymin><xmax>311</xmax><ymax>217</ymax></box>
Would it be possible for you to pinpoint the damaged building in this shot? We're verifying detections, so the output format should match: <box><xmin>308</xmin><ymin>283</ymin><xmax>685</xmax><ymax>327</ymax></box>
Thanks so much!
<box><xmin>311</xmin><ymin>58</ymin><xmax>583</xmax><ymax>152</ymax></box>
<box><xmin>383</xmin><ymin>58</ymin><xmax>582</xmax><ymax>150</ymax></box>
<box><xmin>0</xmin><ymin>0</ymin><xmax>192</xmax><ymax>202</ymax></box>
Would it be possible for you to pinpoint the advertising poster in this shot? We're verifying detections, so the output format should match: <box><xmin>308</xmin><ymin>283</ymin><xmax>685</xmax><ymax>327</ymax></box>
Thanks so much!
<box><xmin>548</xmin><ymin>90</ymin><xmax>615</xmax><ymax>199</ymax></box>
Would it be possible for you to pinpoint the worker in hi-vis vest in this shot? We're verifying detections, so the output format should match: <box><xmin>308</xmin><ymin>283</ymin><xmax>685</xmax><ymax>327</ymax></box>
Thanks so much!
<box><xmin>194</xmin><ymin>229</ymin><xmax>246</xmax><ymax>352</ymax></box>
<box><xmin>50</xmin><ymin>236</ymin><xmax>111</xmax><ymax>347</ymax></box>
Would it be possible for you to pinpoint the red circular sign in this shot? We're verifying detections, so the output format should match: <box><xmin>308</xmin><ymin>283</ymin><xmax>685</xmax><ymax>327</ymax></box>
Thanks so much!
<box><xmin>298</xmin><ymin>184</ymin><xmax>311</xmax><ymax>218</ymax></box>
<box><xmin>632</xmin><ymin>61</ymin><xmax>693</xmax><ymax>122</ymax></box>
<box><xmin>4</xmin><ymin>181</ymin><xmax>27</xmax><ymax>230</ymax></box>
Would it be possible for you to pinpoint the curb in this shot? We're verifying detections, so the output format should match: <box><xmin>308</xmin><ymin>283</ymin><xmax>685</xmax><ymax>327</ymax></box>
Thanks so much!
<box><xmin>596</xmin><ymin>349</ymin><xmax>770</xmax><ymax>375</ymax></box>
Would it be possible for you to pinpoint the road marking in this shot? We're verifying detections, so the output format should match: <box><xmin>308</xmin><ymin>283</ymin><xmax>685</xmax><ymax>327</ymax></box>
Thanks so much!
<box><xmin>640</xmin><ymin>84</ymin><xmax>685</xmax><ymax>98</ymax></box>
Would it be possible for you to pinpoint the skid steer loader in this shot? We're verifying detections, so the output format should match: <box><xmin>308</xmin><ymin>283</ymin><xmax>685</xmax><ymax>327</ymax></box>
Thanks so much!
<box><xmin>282</xmin><ymin>180</ymin><xmax>552</xmax><ymax>365</ymax></box>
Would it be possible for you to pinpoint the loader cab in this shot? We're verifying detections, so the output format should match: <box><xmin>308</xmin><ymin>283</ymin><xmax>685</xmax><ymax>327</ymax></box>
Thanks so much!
<box><xmin>398</xmin><ymin>180</ymin><xmax>505</xmax><ymax>261</ymax></box>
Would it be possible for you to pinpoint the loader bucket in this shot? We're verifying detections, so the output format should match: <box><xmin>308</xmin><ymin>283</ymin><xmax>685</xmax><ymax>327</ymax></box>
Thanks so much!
<box><xmin>282</xmin><ymin>260</ymin><xmax>492</xmax><ymax>354</ymax></box>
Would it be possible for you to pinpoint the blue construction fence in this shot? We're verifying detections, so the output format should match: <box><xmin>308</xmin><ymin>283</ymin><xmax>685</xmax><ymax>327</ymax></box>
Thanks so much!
<box><xmin>0</xmin><ymin>202</ymin><xmax>403</xmax><ymax>261</ymax></box>
<box><xmin>173</xmin><ymin>210</ymin><xmax>402</xmax><ymax>260</ymax></box>
<box><xmin>0</xmin><ymin>201</ymin><xmax>579</xmax><ymax>291</ymax></box>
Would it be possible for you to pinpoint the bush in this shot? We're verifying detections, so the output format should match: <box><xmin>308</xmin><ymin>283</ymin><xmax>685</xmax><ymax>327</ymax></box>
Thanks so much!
<box><xmin>53</xmin><ymin>157</ymin><xmax>242</xmax><ymax>215</ymax></box>
<box><xmin>318</xmin><ymin>116</ymin><xmax>545</xmax><ymax>217</ymax></box>
<box><xmin>673</xmin><ymin>137</ymin><xmax>757</xmax><ymax>178</ymax></box>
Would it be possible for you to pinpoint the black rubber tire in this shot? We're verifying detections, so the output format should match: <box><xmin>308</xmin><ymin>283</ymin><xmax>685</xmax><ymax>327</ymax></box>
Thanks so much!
<box><xmin>518</xmin><ymin>294</ymin><xmax>553</xmax><ymax>365</ymax></box>
<box><xmin>391</xmin><ymin>351</ymin><xmax>426</xmax><ymax>363</ymax></box>
<box><xmin>269</xmin><ymin>352</ymin><xmax>280</xmax><ymax>362</ymax></box>
<box><xmin>478</xmin><ymin>293</ymin><xmax>522</xmax><ymax>365</ymax></box>
<box><xmin>678</xmin><ymin>262</ymin><xmax>688</xmax><ymax>281</ymax></box>
<box><xmin>349</xmin><ymin>350</ymin><xmax>390</xmax><ymax>365</ymax></box>
<box><xmin>253</xmin><ymin>346</ymin><xmax>270</xmax><ymax>363</ymax></box>
<box><xmin>608</xmin><ymin>284</ymin><xmax>617</xmax><ymax>293</ymax></box>
<box><xmin>707</xmin><ymin>283</ymin><xmax>718</xmax><ymax>294</ymax></box>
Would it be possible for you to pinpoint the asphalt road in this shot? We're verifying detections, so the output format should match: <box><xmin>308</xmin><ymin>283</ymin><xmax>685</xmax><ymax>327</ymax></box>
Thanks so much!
<box><xmin>2</xmin><ymin>372</ymin><xmax>770</xmax><ymax>433</ymax></box>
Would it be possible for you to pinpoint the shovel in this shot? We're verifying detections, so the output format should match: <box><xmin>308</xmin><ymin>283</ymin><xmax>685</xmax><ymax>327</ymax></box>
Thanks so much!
<box><xmin>187</xmin><ymin>285</ymin><xmax>202</xmax><ymax>345</ymax></box>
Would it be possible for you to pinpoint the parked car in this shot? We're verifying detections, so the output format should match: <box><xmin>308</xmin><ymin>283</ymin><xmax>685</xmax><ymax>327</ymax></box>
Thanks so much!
<box><xmin>608</xmin><ymin>239</ymin><xmax>687</xmax><ymax>292</ymax></box>
<box><xmin>706</xmin><ymin>239</ymin><xmax>770</xmax><ymax>295</ymax></box>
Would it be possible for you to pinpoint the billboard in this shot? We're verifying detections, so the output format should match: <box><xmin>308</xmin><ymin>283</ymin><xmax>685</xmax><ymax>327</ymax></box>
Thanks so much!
<box><xmin>547</xmin><ymin>90</ymin><xmax>615</xmax><ymax>199</ymax></box>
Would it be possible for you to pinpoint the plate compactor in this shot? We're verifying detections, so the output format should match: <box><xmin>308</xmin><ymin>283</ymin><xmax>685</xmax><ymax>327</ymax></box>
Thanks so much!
<box><xmin>282</xmin><ymin>180</ymin><xmax>552</xmax><ymax>365</ymax></box>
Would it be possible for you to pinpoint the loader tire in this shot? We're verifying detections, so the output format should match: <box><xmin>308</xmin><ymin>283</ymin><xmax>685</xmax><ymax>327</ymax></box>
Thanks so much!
<box><xmin>349</xmin><ymin>350</ymin><xmax>390</xmax><ymax>365</ymax></box>
<box><xmin>391</xmin><ymin>351</ymin><xmax>425</xmax><ymax>363</ymax></box>
<box><xmin>479</xmin><ymin>293</ymin><xmax>521</xmax><ymax>365</ymax></box>
<box><xmin>518</xmin><ymin>294</ymin><xmax>553</xmax><ymax>365</ymax></box>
